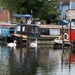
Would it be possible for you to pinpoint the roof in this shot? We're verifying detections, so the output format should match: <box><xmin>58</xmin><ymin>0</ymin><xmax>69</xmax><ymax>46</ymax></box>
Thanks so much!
<box><xmin>39</xmin><ymin>25</ymin><xmax>62</xmax><ymax>29</ymax></box>
<box><xmin>59</xmin><ymin>20</ymin><xmax>69</xmax><ymax>25</ymax></box>
<box><xmin>12</xmin><ymin>14</ymin><xmax>32</xmax><ymax>18</ymax></box>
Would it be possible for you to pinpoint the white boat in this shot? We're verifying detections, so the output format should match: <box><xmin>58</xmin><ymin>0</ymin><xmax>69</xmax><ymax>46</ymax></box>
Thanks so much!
<box><xmin>54</xmin><ymin>38</ymin><xmax>62</xmax><ymax>44</ymax></box>
<box><xmin>54</xmin><ymin>36</ymin><xmax>70</xmax><ymax>45</ymax></box>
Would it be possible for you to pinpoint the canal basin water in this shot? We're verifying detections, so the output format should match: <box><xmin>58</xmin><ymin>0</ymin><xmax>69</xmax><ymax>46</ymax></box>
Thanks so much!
<box><xmin>0</xmin><ymin>44</ymin><xmax>75</xmax><ymax>75</ymax></box>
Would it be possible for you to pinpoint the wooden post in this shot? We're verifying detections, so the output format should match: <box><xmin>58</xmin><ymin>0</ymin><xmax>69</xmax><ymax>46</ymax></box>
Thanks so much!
<box><xmin>69</xmin><ymin>19</ymin><xmax>72</xmax><ymax>70</ymax></box>
<box><xmin>35</xmin><ymin>39</ymin><xmax>37</xmax><ymax>53</ymax></box>
<box><xmin>20</xmin><ymin>25</ymin><xmax>22</xmax><ymax>48</ymax></box>
<box><xmin>20</xmin><ymin>24</ymin><xmax>22</xmax><ymax>58</ymax></box>
<box><xmin>61</xmin><ymin>24</ymin><xmax>64</xmax><ymax>69</ymax></box>
<box><xmin>62</xmin><ymin>24</ymin><xmax>64</xmax><ymax>51</ymax></box>
<box><xmin>25</xmin><ymin>18</ymin><xmax>29</xmax><ymax>60</ymax></box>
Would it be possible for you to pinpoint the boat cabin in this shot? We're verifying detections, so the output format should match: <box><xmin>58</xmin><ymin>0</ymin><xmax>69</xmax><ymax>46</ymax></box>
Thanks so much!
<box><xmin>39</xmin><ymin>25</ymin><xmax>62</xmax><ymax>37</ymax></box>
<box><xmin>0</xmin><ymin>24</ymin><xmax>15</xmax><ymax>37</ymax></box>
<box><xmin>13</xmin><ymin>24</ymin><xmax>40</xmax><ymax>44</ymax></box>
<box><xmin>15</xmin><ymin>24</ymin><xmax>40</xmax><ymax>37</ymax></box>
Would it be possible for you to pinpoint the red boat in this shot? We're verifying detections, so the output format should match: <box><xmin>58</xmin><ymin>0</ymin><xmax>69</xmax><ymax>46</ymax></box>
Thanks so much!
<box><xmin>68</xmin><ymin>54</ymin><xmax>75</xmax><ymax>64</ymax></box>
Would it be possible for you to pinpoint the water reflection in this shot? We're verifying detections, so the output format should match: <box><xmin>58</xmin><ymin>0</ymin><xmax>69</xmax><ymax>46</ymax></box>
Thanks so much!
<box><xmin>0</xmin><ymin>45</ymin><xmax>75</xmax><ymax>75</ymax></box>
<box><xmin>0</xmin><ymin>45</ymin><xmax>10</xmax><ymax>75</ymax></box>
<box><xmin>0</xmin><ymin>45</ymin><xmax>38</xmax><ymax>75</ymax></box>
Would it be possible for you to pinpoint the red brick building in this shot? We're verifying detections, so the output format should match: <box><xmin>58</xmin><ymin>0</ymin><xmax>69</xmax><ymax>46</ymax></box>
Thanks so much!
<box><xmin>0</xmin><ymin>10</ymin><xmax>10</xmax><ymax>22</ymax></box>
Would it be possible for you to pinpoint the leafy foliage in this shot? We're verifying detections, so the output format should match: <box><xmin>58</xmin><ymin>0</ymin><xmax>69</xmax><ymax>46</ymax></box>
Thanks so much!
<box><xmin>1</xmin><ymin>0</ymin><xmax>60</xmax><ymax>24</ymax></box>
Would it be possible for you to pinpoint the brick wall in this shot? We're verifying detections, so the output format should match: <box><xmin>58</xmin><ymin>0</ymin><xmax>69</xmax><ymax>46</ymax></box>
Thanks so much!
<box><xmin>0</xmin><ymin>10</ymin><xmax>10</xmax><ymax>22</ymax></box>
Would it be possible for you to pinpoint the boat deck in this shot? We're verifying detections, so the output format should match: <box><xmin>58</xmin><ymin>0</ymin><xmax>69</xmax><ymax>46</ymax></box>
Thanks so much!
<box><xmin>14</xmin><ymin>33</ymin><xmax>60</xmax><ymax>39</ymax></box>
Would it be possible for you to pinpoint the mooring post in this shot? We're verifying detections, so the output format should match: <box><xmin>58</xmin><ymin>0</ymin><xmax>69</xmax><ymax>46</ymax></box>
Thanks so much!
<box><xmin>61</xmin><ymin>24</ymin><xmax>64</xmax><ymax>69</ymax></box>
<box><xmin>35</xmin><ymin>38</ymin><xmax>37</xmax><ymax>53</ymax></box>
<box><xmin>69</xmin><ymin>19</ymin><xmax>72</xmax><ymax>70</ymax></box>
<box><xmin>20</xmin><ymin>24</ymin><xmax>22</xmax><ymax>49</ymax></box>
<box><xmin>26</xmin><ymin>25</ymin><xmax>29</xmax><ymax>57</ymax></box>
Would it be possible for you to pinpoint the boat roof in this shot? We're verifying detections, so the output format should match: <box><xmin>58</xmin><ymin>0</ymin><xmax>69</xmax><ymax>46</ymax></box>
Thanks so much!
<box><xmin>12</xmin><ymin>14</ymin><xmax>32</xmax><ymax>18</ymax></box>
<box><xmin>39</xmin><ymin>25</ymin><xmax>62</xmax><ymax>29</ymax></box>
<box><xmin>0</xmin><ymin>22</ymin><xmax>16</xmax><ymax>27</ymax></box>
<box><xmin>58</xmin><ymin>20</ymin><xmax>69</xmax><ymax>25</ymax></box>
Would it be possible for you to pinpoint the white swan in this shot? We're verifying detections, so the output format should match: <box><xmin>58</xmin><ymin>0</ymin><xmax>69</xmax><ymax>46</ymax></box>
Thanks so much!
<box><xmin>7</xmin><ymin>40</ymin><xmax>17</xmax><ymax>47</ymax></box>
<box><xmin>30</xmin><ymin>39</ymin><xmax>37</xmax><ymax>47</ymax></box>
<box><xmin>30</xmin><ymin>42</ymin><xmax>37</xmax><ymax>47</ymax></box>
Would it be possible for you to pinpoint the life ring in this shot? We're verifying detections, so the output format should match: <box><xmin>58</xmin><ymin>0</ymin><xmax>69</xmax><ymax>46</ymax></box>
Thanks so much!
<box><xmin>63</xmin><ymin>33</ymin><xmax>69</xmax><ymax>40</ymax></box>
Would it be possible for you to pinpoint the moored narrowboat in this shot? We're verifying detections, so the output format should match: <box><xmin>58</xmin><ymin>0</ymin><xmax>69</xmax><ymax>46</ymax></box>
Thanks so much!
<box><xmin>14</xmin><ymin>24</ymin><xmax>40</xmax><ymax>44</ymax></box>
<box><xmin>39</xmin><ymin>25</ymin><xmax>62</xmax><ymax>39</ymax></box>
<box><xmin>0</xmin><ymin>23</ymin><xmax>16</xmax><ymax>44</ymax></box>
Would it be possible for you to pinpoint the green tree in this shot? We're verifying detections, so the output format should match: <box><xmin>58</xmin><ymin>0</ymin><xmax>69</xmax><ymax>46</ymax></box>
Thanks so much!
<box><xmin>38</xmin><ymin>0</ymin><xmax>60</xmax><ymax>24</ymax></box>
<box><xmin>2</xmin><ymin>0</ymin><xmax>60</xmax><ymax>24</ymax></box>
<box><xmin>0</xmin><ymin>0</ymin><xmax>4</xmax><ymax>10</ymax></box>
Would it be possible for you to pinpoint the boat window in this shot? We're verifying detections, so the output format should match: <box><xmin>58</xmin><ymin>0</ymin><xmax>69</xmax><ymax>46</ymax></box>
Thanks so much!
<box><xmin>31</xmin><ymin>28</ymin><xmax>35</xmax><ymax>33</ymax></box>
<box><xmin>16</xmin><ymin>26</ymin><xmax>20</xmax><ymax>31</ymax></box>
<box><xmin>34</xmin><ymin>27</ymin><xmax>39</xmax><ymax>33</ymax></box>
<box><xmin>31</xmin><ymin>27</ymin><xmax>39</xmax><ymax>33</ymax></box>
<box><xmin>22</xmin><ymin>27</ymin><xmax>25</xmax><ymax>32</ymax></box>
<box><xmin>49</xmin><ymin>29</ymin><xmax>60</xmax><ymax>35</ymax></box>
<box><xmin>41</xmin><ymin>28</ymin><xmax>49</xmax><ymax>35</ymax></box>
<box><xmin>74</xmin><ymin>22</ymin><xmax>75</xmax><ymax>25</ymax></box>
